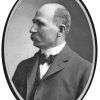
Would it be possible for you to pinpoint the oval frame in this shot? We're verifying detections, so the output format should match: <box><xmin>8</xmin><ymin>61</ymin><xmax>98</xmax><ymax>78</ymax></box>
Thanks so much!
<box><xmin>1</xmin><ymin>0</ymin><xmax>97</xmax><ymax>100</ymax></box>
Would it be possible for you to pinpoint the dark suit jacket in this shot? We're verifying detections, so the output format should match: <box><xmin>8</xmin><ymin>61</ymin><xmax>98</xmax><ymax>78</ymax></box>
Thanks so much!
<box><xmin>12</xmin><ymin>44</ymin><xmax>92</xmax><ymax>100</ymax></box>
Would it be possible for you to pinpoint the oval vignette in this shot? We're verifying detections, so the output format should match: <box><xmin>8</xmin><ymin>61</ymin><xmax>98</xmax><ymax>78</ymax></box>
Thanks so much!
<box><xmin>1</xmin><ymin>0</ymin><xmax>97</xmax><ymax>100</ymax></box>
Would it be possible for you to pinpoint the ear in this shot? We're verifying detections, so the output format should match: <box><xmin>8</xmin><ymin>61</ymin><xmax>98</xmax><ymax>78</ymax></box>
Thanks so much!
<box><xmin>57</xmin><ymin>24</ymin><xmax>66</xmax><ymax>37</ymax></box>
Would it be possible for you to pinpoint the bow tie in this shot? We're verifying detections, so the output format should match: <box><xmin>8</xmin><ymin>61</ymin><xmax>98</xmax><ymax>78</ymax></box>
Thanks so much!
<box><xmin>40</xmin><ymin>54</ymin><xmax>57</xmax><ymax>65</ymax></box>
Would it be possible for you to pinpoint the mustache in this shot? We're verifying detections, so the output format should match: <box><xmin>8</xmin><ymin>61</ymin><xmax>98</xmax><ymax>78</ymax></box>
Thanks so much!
<box><xmin>30</xmin><ymin>34</ymin><xmax>41</xmax><ymax>42</ymax></box>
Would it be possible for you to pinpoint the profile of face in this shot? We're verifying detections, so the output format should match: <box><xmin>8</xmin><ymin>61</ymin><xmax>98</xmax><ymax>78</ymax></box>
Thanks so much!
<box><xmin>30</xmin><ymin>3</ymin><xmax>71</xmax><ymax>49</ymax></box>
<box><xmin>30</xmin><ymin>4</ymin><xmax>59</xmax><ymax>50</ymax></box>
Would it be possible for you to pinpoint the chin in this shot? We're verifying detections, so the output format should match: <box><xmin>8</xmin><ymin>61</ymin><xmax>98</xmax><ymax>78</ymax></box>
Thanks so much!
<box><xmin>33</xmin><ymin>42</ymin><xmax>51</xmax><ymax>49</ymax></box>
<box><xmin>34</xmin><ymin>44</ymin><xmax>47</xmax><ymax>50</ymax></box>
<box><xmin>34</xmin><ymin>42</ymin><xmax>42</xmax><ymax>48</ymax></box>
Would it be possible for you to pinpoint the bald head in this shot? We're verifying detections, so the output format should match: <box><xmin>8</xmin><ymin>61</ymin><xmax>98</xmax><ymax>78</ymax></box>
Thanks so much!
<box><xmin>38</xmin><ymin>3</ymin><xmax>71</xmax><ymax>33</ymax></box>
<box><xmin>38</xmin><ymin>3</ymin><xmax>65</xmax><ymax>17</ymax></box>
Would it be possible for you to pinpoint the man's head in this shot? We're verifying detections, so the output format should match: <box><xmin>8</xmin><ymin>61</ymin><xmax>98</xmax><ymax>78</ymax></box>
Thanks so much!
<box><xmin>30</xmin><ymin>3</ymin><xmax>71</xmax><ymax>50</ymax></box>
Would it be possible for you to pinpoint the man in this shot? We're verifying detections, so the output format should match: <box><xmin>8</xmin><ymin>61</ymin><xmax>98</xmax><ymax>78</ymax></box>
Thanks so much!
<box><xmin>12</xmin><ymin>3</ymin><xmax>92</xmax><ymax>100</ymax></box>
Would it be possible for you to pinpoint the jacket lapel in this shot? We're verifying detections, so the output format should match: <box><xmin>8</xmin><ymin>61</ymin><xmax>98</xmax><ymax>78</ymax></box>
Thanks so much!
<box><xmin>26</xmin><ymin>51</ymin><xmax>40</xmax><ymax>100</ymax></box>
<box><xmin>43</xmin><ymin>44</ymin><xmax>71</xmax><ymax>79</ymax></box>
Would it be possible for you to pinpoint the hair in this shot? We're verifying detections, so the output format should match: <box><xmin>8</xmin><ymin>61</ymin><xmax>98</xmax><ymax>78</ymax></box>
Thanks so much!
<box><xmin>53</xmin><ymin>7</ymin><xmax>71</xmax><ymax>34</ymax></box>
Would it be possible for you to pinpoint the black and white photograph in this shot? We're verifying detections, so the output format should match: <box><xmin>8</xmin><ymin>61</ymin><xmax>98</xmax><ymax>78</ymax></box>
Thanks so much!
<box><xmin>1</xmin><ymin>0</ymin><xmax>97</xmax><ymax>100</ymax></box>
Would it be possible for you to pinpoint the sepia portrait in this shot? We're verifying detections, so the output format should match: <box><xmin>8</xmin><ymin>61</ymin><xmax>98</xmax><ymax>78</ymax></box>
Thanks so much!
<box><xmin>2</xmin><ymin>0</ymin><xmax>97</xmax><ymax>100</ymax></box>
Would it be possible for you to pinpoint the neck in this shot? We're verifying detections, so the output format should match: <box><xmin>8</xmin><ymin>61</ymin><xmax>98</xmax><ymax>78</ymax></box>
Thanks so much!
<box><xmin>41</xmin><ymin>41</ymin><xmax>66</xmax><ymax>57</ymax></box>
<box><xmin>42</xmin><ymin>37</ymin><xmax>66</xmax><ymax>50</ymax></box>
<box><xmin>42</xmin><ymin>40</ymin><xmax>66</xmax><ymax>51</ymax></box>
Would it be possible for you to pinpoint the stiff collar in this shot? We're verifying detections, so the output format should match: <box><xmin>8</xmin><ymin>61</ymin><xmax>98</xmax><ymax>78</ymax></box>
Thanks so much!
<box><xmin>41</xmin><ymin>41</ymin><xmax>66</xmax><ymax>57</ymax></box>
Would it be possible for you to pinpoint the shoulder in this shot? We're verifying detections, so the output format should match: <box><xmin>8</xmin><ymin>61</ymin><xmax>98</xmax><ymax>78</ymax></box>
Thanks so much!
<box><xmin>64</xmin><ymin>47</ymin><xmax>92</xmax><ymax>74</ymax></box>
<box><xmin>69</xmin><ymin>51</ymin><xmax>92</xmax><ymax>84</ymax></box>
<box><xmin>74</xmin><ymin>52</ymin><xmax>92</xmax><ymax>71</ymax></box>
<box><xmin>12</xmin><ymin>51</ymin><xmax>40</xmax><ymax>78</ymax></box>
<box><xmin>74</xmin><ymin>52</ymin><xmax>91</xmax><ymax>66</ymax></box>
<box><xmin>19</xmin><ymin>51</ymin><xmax>39</xmax><ymax>65</ymax></box>
<box><xmin>60</xmin><ymin>44</ymin><xmax>92</xmax><ymax>70</ymax></box>
<box><xmin>68</xmin><ymin>48</ymin><xmax>92</xmax><ymax>67</ymax></box>
<box><xmin>73</xmin><ymin>51</ymin><xmax>92</xmax><ymax>74</ymax></box>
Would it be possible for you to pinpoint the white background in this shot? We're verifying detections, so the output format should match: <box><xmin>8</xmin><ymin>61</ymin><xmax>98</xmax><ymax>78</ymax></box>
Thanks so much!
<box><xmin>0</xmin><ymin>0</ymin><xmax>99</xmax><ymax>100</ymax></box>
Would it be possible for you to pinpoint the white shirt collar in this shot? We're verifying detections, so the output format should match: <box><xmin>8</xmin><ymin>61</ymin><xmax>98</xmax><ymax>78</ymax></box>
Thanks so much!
<box><xmin>41</xmin><ymin>41</ymin><xmax>66</xmax><ymax>57</ymax></box>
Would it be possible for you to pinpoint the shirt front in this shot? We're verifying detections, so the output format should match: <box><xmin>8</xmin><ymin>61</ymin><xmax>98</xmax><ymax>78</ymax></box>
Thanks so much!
<box><xmin>40</xmin><ymin>41</ymin><xmax>66</xmax><ymax>79</ymax></box>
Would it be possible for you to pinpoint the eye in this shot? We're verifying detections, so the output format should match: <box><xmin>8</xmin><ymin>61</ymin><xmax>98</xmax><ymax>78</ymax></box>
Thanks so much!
<box><xmin>37</xmin><ymin>20</ymin><xmax>45</xmax><ymax>27</ymax></box>
<box><xmin>37</xmin><ymin>21</ymin><xmax>42</xmax><ymax>25</ymax></box>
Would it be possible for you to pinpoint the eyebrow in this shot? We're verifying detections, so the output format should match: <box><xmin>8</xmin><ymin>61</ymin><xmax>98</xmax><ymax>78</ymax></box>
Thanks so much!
<box><xmin>32</xmin><ymin>18</ymin><xmax>46</xmax><ymax>26</ymax></box>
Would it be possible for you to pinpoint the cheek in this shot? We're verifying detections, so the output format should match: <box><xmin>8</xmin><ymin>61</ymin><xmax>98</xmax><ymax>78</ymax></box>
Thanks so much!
<box><xmin>47</xmin><ymin>29</ymin><xmax>57</xmax><ymax>39</ymax></box>
<box><xmin>38</xmin><ymin>27</ymin><xmax>57</xmax><ymax>41</ymax></box>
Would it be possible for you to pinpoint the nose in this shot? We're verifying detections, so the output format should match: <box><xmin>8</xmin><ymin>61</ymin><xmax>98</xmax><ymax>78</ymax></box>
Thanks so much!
<box><xmin>30</xmin><ymin>24</ymin><xmax>37</xmax><ymax>34</ymax></box>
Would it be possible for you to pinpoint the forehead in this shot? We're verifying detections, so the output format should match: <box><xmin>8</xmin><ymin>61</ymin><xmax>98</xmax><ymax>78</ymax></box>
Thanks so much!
<box><xmin>33</xmin><ymin>5</ymin><xmax>57</xmax><ymax>23</ymax></box>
